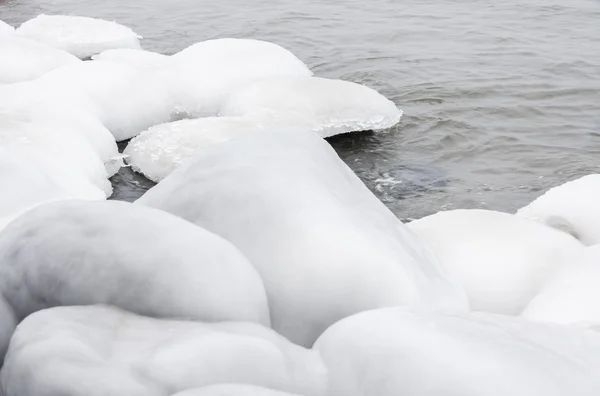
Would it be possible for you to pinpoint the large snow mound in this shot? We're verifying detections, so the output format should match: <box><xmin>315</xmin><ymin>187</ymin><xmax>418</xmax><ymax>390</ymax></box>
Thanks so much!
<box><xmin>173</xmin><ymin>384</ymin><xmax>305</xmax><ymax>396</ymax></box>
<box><xmin>0</xmin><ymin>36</ymin><xmax>80</xmax><ymax>84</ymax></box>
<box><xmin>314</xmin><ymin>307</ymin><xmax>600</xmax><ymax>396</ymax></box>
<box><xmin>408</xmin><ymin>209</ymin><xmax>583</xmax><ymax>315</ymax></box>
<box><xmin>0</xmin><ymin>305</ymin><xmax>327</xmax><ymax>396</ymax></box>
<box><xmin>91</xmin><ymin>48</ymin><xmax>168</xmax><ymax>68</ymax></box>
<box><xmin>523</xmin><ymin>245</ymin><xmax>600</xmax><ymax>326</ymax></box>
<box><xmin>517</xmin><ymin>174</ymin><xmax>600</xmax><ymax>246</ymax></box>
<box><xmin>220</xmin><ymin>77</ymin><xmax>402</xmax><ymax>137</ymax></box>
<box><xmin>16</xmin><ymin>14</ymin><xmax>141</xmax><ymax>59</ymax></box>
<box><xmin>0</xmin><ymin>21</ymin><xmax>15</xmax><ymax>36</ymax></box>
<box><xmin>168</xmin><ymin>38</ymin><xmax>312</xmax><ymax>117</ymax></box>
<box><xmin>124</xmin><ymin>117</ymin><xmax>264</xmax><ymax>182</ymax></box>
<box><xmin>0</xmin><ymin>200</ymin><xmax>269</xmax><ymax>333</ymax></box>
<box><xmin>137</xmin><ymin>129</ymin><xmax>467</xmax><ymax>346</ymax></box>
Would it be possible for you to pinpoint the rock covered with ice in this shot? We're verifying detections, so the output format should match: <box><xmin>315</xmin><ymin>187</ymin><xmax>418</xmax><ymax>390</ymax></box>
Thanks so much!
<box><xmin>0</xmin><ymin>21</ymin><xmax>15</xmax><ymax>36</ymax></box>
<box><xmin>168</xmin><ymin>38</ymin><xmax>313</xmax><ymax>117</ymax></box>
<box><xmin>91</xmin><ymin>48</ymin><xmax>168</xmax><ymax>68</ymax></box>
<box><xmin>408</xmin><ymin>209</ymin><xmax>583</xmax><ymax>315</ymax></box>
<box><xmin>173</xmin><ymin>384</ymin><xmax>305</xmax><ymax>396</ymax></box>
<box><xmin>0</xmin><ymin>305</ymin><xmax>327</xmax><ymax>396</ymax></box>
<box><xmin>124</xmin><ymin>117</ymin><xmax>264</xmax><ymax>182</ymax></box>
<box><xmin>16</xmin><ymin>14</ymin><xmax>141</xmax><ymax>59</ymax></box>
<box><xmin>0</xmin><ymin>36</ymin><xmax>80</xmax><ymax>84</ymax></box>
<box><xmin>220</xmin><ymin>77</ymin><xmax>402</xmax><ymax>137</ymax></box>
<box><xmin>138</xmin><ymin>129</ymin><xmax>467</xmax><ymax>346</ymax></box>
<box><xmin>523</xmin><ymin>245</ymin><xmax>600</xmax><ymax>326</ymax></box>
<box><xmin>315</xmin><ymin>307</ymin><xmax>600</xmax><ymax>396</ymax></box>
<box><xmin>517</xmin><ymin>174</ymin><xmax>600</xmax><ymax>246</ymax></box>
<box><xmin>0</xmin><ymin>200</ymin><xmax>270</xmax><ymax>343</ymax></box>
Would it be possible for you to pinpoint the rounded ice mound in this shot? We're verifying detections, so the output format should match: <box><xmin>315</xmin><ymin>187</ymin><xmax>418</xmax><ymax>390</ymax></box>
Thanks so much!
<box><xmin>220</xmin><ymin>77</ymin><xmax>402</xmax><ymax>137</ymax></box>
<box><xmin>173</xmin><ymin>384</ymin><xmax>305</xmax><ymax>396</ymax></box>
<box><xmin>0</xmin><ymin>21</ymin><xmax>15</xmax><ymax>36</ymax></box>
<box><xmin>314</xmin><ymin>307</ymin><xmax>600</xmax><ymax>396</ymax></box>
<box><xmin>0</xmin><ymin>305</ymin><xmax>328</xmax><ymax>396</ymax></box>
<box><xmin>408</xmin><ymin>209</ymin><xmax>583</xmax><ymax>315</ymax></box>
<box><xmin>517</xmin><ymin>174</ymin><xmax>600</xmax><ymax>246</ymax></box>
<box><xmin>125</xmin><ymin>117</ymin><xmax>264</xmax><ymax>182</ymax></box>
<box><xmin>0</xmin><ymin>200</ymin><xmax>270</xmax><ymax>329</ymax></box>
<box><xmin>37</xmin><ymin>60</ymin><xmax>177</xmax><ymax>140</ymax></box>
<box><xmin>91</xmin><ymin>48</ymin><xmax>168</xmax><ymax>68</ymax></box>
<box><xmin>16</xmin><ymin>14</ymin><xmax>141</xmax><ymax>59</ymax></box>
<box><xmin>137</xmin><ymin>129</ymin><xmax>467</xmax><ymax>346</ymax></box>
<box><xmin>0</xmin><ymin>36</ymin><xmax>80</xmax><ymax>84</ymax></box>
<box><xmin>169</xmin><ymin>38</ymin><xmax>313</xmax><ymax>117</ymax></box>
<box><xmin>523</xmin><ymin>245</ymin><xmax>600</xmax><ymax>326</ymax></box>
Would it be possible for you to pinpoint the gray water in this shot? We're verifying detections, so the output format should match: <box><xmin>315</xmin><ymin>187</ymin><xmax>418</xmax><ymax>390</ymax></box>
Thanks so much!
<box><xmin>3</xmin><ymin>0</ymin><xmax>599</xmax><ymax>220</ymax></box>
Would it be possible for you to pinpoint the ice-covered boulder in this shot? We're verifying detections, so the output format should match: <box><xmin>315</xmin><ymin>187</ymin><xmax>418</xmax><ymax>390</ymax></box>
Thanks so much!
<box><xmin>523</xmin><ymin>245</ymin><xmax>600</xmax><ymax>326</ymax></box>
<box><xmin>16</xmin><ymin>14</ymin><xmax>141</xmax><ymax>59</ymax></box>
<box><xmin>0</xmin><ymin>21</ymin><xmax>15</xmax><ymax>36</ymax></box>
<box><xmin>172</xmin><ymin>384</ymin><xmax>305</xmax><ymax>396</ymax></box>
<box><xmin>137</xmin><ymin>129</ymin><xmax>467</xmax><ymax>346</ymax></box>
<box><xmin>314</xmin><ymin>307</ymin><xmax>600</xmax><ymax>396</ymax></box>
<box><xmin>125</xmin><ymin>117</ymin><xmax>264</xmax><ymax>182</ymax></box>
<box><xmin>0</xmin><ymin>305</ymin><xmax>327</xmax><ymax>396</ymax></box>
<box><xmin>168</xmin><ymin>38</ymin><xmax>312</xmax><ymax>117</ymax></box>
<box><xmin>0</xmin><ymin>200</ymin><xmax>269</xmax><ymax>330</ymax></box>
<box><xmin>92</xmin><ymin>48</ymin><xmax>168</xmax><ymax>68</ymax></box>
<box><xmin>517</xmin><ymin>174</ymin><xmax>600</xmax><ymax>246</ymax></box>
<box><xmin>0</xmin><ymin>36</ymin><xmax>80</xmax><ymax>84</ymax></box>
<box><xmin>220</xmin><ymin>77</ymin><xmax>402</xmax><ymax>137</ymax></box>
<box><xmin>408</xmin><ymin>209</ymin><xmax>584</xmax><ymax>315</ymax></box>
<box><xmin>36</xmin><ymin>60</ymin><xmax>178</xmax><ymax>140</ymax></box>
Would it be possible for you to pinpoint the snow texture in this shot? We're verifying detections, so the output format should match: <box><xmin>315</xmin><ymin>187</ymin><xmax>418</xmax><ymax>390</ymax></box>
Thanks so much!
<box><xmin>137</xmin><ymin>129</ymin><xmax>467</xmax><ymax>346</ymax></box>
<box><xmin>0</xmin><ymin>21</ymin><xmax>14</xmax><ymax>36</ymax></box>
<box><xmin>172</xmin><ymin>384</ymin><xmax>305</xmax><ymax>396</ymax></box>
<box><xmin>124</xmin><ymin>117</ymin><xmax>264</xmax><ymax>182</ymax></box>
<box><xmin>408</xmin><ymin>209</ymin><xmax>584</xmax><ymax>315</ymax></box>
<box><xmin>91</xmin><ymin>48</ymin><xmax>169</xmax><ymax>68</ymax></box>
<box><xmin>220</xmin><ymin>77</ymin><xmax>402</xmax><ymax>137</ymax></box>
<box><xmin>517</xmin><ymin>174</ymin><xmax>600</xmax><ymax>246</ymax></box>
<box><xmin>1</xmin><ymin>305</ymin><xmax>327</xmax><ymax>396</ymax></box>
<box><xmin>16</xmin><ymin>14</ymin><xmax>141</xmax><ymax>59</ymax></box>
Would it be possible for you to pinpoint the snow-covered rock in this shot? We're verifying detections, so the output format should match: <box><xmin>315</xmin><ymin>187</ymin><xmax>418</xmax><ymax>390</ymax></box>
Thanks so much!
<box><xmin>16</xmin><ymin>14</ymin><xmax>141</xmax><ymax>59</ymax></box>
<box><xmin>172</xmin><ymin>384</ymin><xmax>305</xmax><ymax>396</ymax></box>
<box><xmin>517</xmin><ymin>174</ymin><xmax>600</xmax><ymax>246</ymax></box>
<box><xmin>0</xmin><ymin>200</ymin><xmax>269</xmax><ymax>331</ymax></box>
<box><xmin>0</xmin><ymin>36</ymin><xmax>80</xmax><ymax>84</ymax></box>
<box><xmin>0</xmin><ymin>21</ymin><xmax>15</xmax><ymax>36</ymax></box>
<box><xmin>168</xmin><ymin>38</ymin><xmax>312</xmax><ymax>117</ymax></box>
<box><xmin>220</xmin><ymin>77</ymin><xmax>402</xmax><ymax>137</ymax></box>
<box><xmin>523</xmin><ymin>245</ymin><xmax>600</xmax><ymax>326</ymax></box>
<box><xmin>408</xmin><ymin>209</ymin><xmax>584</xmax><ymax>315</ymax></box>
<box><xmin>91</xmin><ymin>48</ymin><xmax>168</xmax><ymax>68</ymax></box>
<box><xmin>137</xmin><ymin>129</ymin><xmax>467</xmax><ymax>346</ymax></box>
<box><xmin>0</xmin><ymin>305</ymin><xmax>327</xmax><ymax>396</ymax></box>
<box><xmin>125</xmin><ymin>117</ymin><xmax>264</xmax><ymax>182</ymax></box>
<box><xmin>314</xmin><ymin>307</ymin><xmax>600</xmax><ymax>396</ymax></box>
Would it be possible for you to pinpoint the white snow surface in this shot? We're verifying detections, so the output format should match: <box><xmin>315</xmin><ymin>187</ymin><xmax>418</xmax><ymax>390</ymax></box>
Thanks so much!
<box><xmin>91</xmin><ymin>48</ymin><xmax>169</xmax><ymax>68</ymax></box>
<box><xmin>220</xmin><ymin>77</ymin><xmax>402</xmax><ymax>137</ymax></box>
<box><xmin>168</xmin><ymin>38</ymin><xmax>313</xmax><ymax>117</ymax></box>
<box><xmin>0</xmin><ymin>21</ymin><xmax>14</xmax><ymax>36</ymax></box>
<box><xmin>172</xmin><ymin>384</ymin><xmax>305</xmax><ymax>396</ymax></box>
<box><xmin>137</xmin><ymin>129</ymin><xmax>467</xmax><ymax>346</ymax></box>
<box><xmin>0</xmin><ymin>36</ymin><xmax>80</xmax><ymax>84</ymax></box>
<box><xmin>314</xmin><ymin>307</ymin><xmax>600</xmax><ymax>396</ymax></box>
<box><xmin>523</xmin><ymin>245</ymin><xmax>600</xmax><ymax>326</ymax></box>
<box><xmin>0</xmin><ymin>200</ymin><xmax>270</xmax><ymax>336</ymax></box>
<box><xmin>16</xmin><ymin>14</ymin><xmax>141</xmax><ymax>59</ymax></box>
<box><xmin>0</xmin><ymin>305</ymin><xmax>327</xmax><ymax>396</ymax></box>
<box><xmin>125</xmin><ymin>117</ymin><xmax>264</xmax><ymax>182</ymax></box>
<box><xmin>408</xmin><ymin>209</ymin><xmax>584</xmax><ymax>315</ymax></box>
<box><xmin>517</xmin><ymin>174</ymin><xmax>600</xmax><ymax>246</ymax></box>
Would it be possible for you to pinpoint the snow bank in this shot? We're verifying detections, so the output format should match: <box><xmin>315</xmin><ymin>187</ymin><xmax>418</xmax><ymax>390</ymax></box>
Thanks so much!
<box><xmin>314</xmin><ymin>307</ymin><xmax>600</xmax><ymax>396</ymax></box>
<box><xmin>173</xmin><ymin>384</ymin><xmax>305</xmax><ymax>396</ymax></box>
<box><xmin>0</xmin><ymin>21</ymin><xmax>15</xmax><ymax>36</ymax></box>
<box><xmin>137</xmin><ymin>129</ymin><xmax>467</xmax><ymax>346</ymax></box>
<box><xmin>0</xmin><ymin>36</ymin><xmax>80</xmax><ymax>84</ymax></box>
<box><xmin>523</xmin><ymin>245</ymin><xmax>600</xmax><ymax>326</ymax></box>
<box><xmin>168</xmin><ymin>38</ymin><xmax>312</xmax><ymax>117</ymax></box>
<box><xmin>517</xmin><ymin>174</ymin><xmax>600</xmax><ymax>246</ymax></box>
<box><xmin>91</xmin><ymin>48</ymin><xmax>168</xmax><ymax>68</ymax></box>
<box><xmin>0</xmin><ymin>200</ymin><xmax>269</xmax><ymax>330</ymax></box>
<box><xmin>408</xmin><ymin>209</ymin><xmax>584</xmax><ymax>315</ymax></box>
<box><xmin>220</xmin><ymin>77</ymin><xmax>402</xmax><ymax>137</ymax></box>
<box><xmin>124</xmin><ymin>117</ymin><xmax>264</xmax><ymax>182</ymax></box>
<box><xmin>16</xmin><ymin>14</ymin><xmax>141</xmax><ymax>59</ymax></box>
<box><xmin>1</xmin><ymin>305</ymin><xmax>327</xmax><ymax>396</ymax></box>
